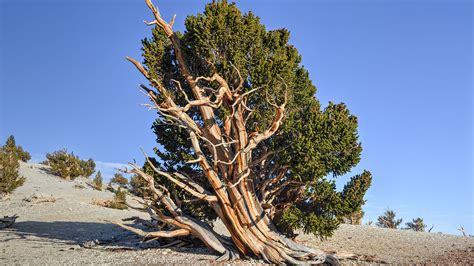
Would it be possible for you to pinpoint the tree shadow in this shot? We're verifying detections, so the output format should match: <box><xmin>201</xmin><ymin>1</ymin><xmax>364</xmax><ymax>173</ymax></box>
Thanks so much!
<box><xmin>0</xmin><ymin>220</ymin><xmax>212</xmax><ymax>256</ymax></box>
<box><xmin>37</xmin><ymin>166</ymin><xmax>57</xmax><ymax>177</ymax></box>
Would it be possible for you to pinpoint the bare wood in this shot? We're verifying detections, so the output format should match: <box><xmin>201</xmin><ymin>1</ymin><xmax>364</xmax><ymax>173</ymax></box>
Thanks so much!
<box><xmin>109</xmin><ymin>219</ymin><xmax>189</xmax><ymax>240</ymax></box>
<box><xmin>121</xmin><ymin>1</ymin><xmax>338</xmax><ymax>264</ymax></box>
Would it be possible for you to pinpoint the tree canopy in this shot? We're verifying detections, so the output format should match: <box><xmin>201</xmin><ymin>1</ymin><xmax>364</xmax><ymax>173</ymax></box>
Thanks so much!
<box><xmin>120</xmin><ymin>0</ymin><xmax>373</xmax><ymax>263</ymax></box>
<box><xmin>141</xmin><ymin>0</ymin><xmax>371</xmax><ymax>238</ymax></box>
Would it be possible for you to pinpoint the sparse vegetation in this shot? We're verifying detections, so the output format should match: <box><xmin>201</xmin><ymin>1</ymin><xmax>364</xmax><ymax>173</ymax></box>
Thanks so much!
<box><xmin>377</xmin><ymin>209</ymin><xmax>403</xmax><ymax>229</ymax></box>
<box><xmin>129</xmin><ymin>173</ymin><xmax>150</xmax><ymax>198</ymax></box>
<box><xmin>341</xmin><ymin>171</ymin><xmax>372</xmax><ymax>225</ymax></box>
<box><xmin>0</xmin><ymin>136</ymin><xmax>27</xmax><ymax>195</ymax></box>
<box><xmin>110</xmin><ymin>173</ymin><xmax>128</xmax><ymax>188</ymax></box>
<box><xmin>4</xmin><ymin>135</ymin><xmax>31</xmax><ymax>162</ymax></box>
<box><xmin>45</xmin><ymin>149</ymin><xmax>95</xmax><ymax>180</ymax></box>
<box><xmin>108</xmin><ymin>188</ymin><xmax>128</xmax><ymax>210</ymax></box>
<box><xmin>94</xmin><ymin>188</ymin><xmax>128</xmax><ymax>210</ymax></box>
<box><xmin>80</xmin><ymin>159</ymin><xmax>96</xmax><ymax>178</ymax></box>
<box><xmin>92</xmin><ymin>171</ymin><xmax>103</xmax><ymax>191</ymax></box>
<box><xmin>405</xmin><ymin>217</ymin><xmax>427</xmax><ymax>232</ymax></box>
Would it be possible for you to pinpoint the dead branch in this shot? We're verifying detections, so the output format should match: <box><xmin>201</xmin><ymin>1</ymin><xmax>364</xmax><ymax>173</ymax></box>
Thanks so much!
<box><xmin>121</xmin><ymin>1</ymin><xmax>339</xmax><ymax>264</ymax></box>
<box><xmin>458</xmin><ymin>226</ymin><xmax>467</xmax><ymax>237</ymax></box>
<box><xmin>108</xmin><ymin>219</ymin><xmax>190</xmax><ymax>240</ymax></box>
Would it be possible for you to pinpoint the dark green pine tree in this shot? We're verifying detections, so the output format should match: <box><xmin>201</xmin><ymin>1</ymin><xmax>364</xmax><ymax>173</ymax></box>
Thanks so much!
<box><xmin>4</xmin><ymin>135</ymin><xmax>31</xmax><ymax>162</ymax></box>
<box><xmin>92</xmin><ymin>171</ymin><xmax>103</xmax><ymax>191</ymax></box>
<box><xmin>123</xmin><ymin>0</ymin><xmax>373</xmax><ymax>263</ymax></box>
<box><xmin>0</xmin><ymin>137</ymin><xmax>26</xmax><ymax>195</ymax></box>
<box><xmin>110</xmin><ymin>173</ymin><xmax>129</xmax><ymax>188</ymax></box>
<box><xmin>80</xmin><ymin>159</ymin><xmax>96</xmax><ymax>178</ymax></box>
<box><xmin>46</xmin><ymin>149</ymin><xmax>95</xmax><ymax>180</ymax></box>
<box><xmin>405</xmin><ymin>217</ymin><xmax>427</xmax><ymax>232</ymax></box>
<box><xmin>377</xmin><ymin>209</ymin><xmax>403</xmax><ymax>229</ymax></box>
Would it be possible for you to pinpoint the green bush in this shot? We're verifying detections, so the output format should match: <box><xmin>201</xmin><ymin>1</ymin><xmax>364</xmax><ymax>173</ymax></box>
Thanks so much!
<box><xmin>80</xmin><ymin>159</ymin><xmax>96</xmax><ymax>178</ymax></box>
<box><xmin>377</xmin><ymin>209</ymin><xmax>403</xmax><ymax>229</ymax></box>
<box><xmin>405</xmin><ymin>217</ymin><xmax>427</xmax><ymax>232</ymax></box>
<box><xmin>0</xmin><ymin>148</ymin><xmax>26</xmax><ymax>195</ymax></box>
<box><xmin>92</xmin><ymin>171</ymin><xmax>103</xmax><ymax>191</ymax></box>
<box><xmin>4</xmin><ymin>135</ymin><xmax>31</xmax><ymax>162</ymax></box>
<box><xmin>108</xmin><ymin>188</ymin><xmax>128</xmax><ymax>210</ymax></box>
<box><xmin>110</xmin><ymin>173</ymin><xmax>128</xmax><ymax>188</ymax></box>
<box><xmin>46</xmin><ymin>149</ymin><xmax>95</xmax><ymax>180</ymax></box>
<box><xmin>129</xmin><ymin>174</ymin><xmax>151</xmax><ymax>198</ymax></box>
<box><xmin>0</xmin><ymin>136</ymin><xmax>27</xmax><ymax>195</ymax></box>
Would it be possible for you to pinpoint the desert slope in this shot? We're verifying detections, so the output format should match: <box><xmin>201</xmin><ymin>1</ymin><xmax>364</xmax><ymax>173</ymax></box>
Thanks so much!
<box><xmin>0</xmin><ymin>162</ymin><xmax>472</xmax><ymax>264</ymax></box>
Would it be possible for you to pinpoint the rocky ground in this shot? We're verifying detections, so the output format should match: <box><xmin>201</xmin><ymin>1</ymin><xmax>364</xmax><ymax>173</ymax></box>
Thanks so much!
<box><xmin>0</xmin><ymin>162</ymin><xmax>473</xmax><ymax>264</ymax></box>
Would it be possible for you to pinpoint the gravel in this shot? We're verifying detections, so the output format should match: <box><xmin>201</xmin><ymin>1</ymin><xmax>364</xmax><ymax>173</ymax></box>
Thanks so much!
<box><xmin>0</xmin><ymin>162</ymin><xmax>472</xmax><ymax>264</ymax></box>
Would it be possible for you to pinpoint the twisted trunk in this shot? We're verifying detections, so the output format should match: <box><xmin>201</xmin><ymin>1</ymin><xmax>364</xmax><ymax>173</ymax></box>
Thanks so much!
<box><xmin>120</xmin><ymin>1</ymin><xmax>339</xmax><ymax>264</ymax></box>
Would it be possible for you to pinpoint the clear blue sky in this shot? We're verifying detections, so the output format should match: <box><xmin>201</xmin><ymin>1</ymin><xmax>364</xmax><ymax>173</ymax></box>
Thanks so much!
<box><xmin>1</xmin><ymin>0</ymin><xmax>472</xmax><ymax>235</ymax></box>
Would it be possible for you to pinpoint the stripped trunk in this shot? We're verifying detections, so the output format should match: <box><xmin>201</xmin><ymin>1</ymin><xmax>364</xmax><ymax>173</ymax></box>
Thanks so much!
<box><xmin>119</xmin><ymin>1</ymin><xmax>339</xmax><ymax>264</ymax></box>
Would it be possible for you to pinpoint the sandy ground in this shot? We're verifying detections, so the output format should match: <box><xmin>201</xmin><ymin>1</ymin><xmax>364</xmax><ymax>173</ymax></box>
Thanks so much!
<box><xmin>0</xmin><ymin>162</ymin><xmax>472</xmax><ymax>264</ymax></box>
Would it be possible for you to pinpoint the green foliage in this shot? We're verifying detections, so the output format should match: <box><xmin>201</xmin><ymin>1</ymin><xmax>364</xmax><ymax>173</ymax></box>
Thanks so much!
<box><xmin>110</xmin><ymin>173</ymin><xmax>128</xmax><ymax>188</ymax></box>
<box><xmin>0</xmin><ymin>136</ymin><xmax>29</xmax><ymax>194</ymax></box>
<box><xmin>141</xmin><ymin>1</ymin><xmax>372</xmax><ymax>238</ymax></box>
<box><xmin>405</xmin><ymin>217</ymin><xmax>427</xmax><ymax>232</ymax></box>
<box><xmin>278</xmin><ymin>103</ymin><xmax>362</xmax><ymax>182</ymax></box>
<box><xmin>129</xmin><ymin>174</ymin><xmax>151</xmax><ymax>198</ymax></box>
<box><xmin>302</xmin><ymin>212</ymin><xmax>341</xmax><ymax>239</ymax></box>
<box><xmin>108</xmin><ymin>188</ymin><xmax>128</xmax><ymax>210</ymax></box>
<box><xmin>4</xmin><ymin>135</ymin><xmax>31</xmax><ymax>162</ymax></box>
<box><xmin>92</xmin><ymin>171</ymin><xmax>103</xmax><ymax>191</ymax></box>
<box><xmin>80</xmin><ymin>159</ymin><xmax>96</xmax><ymax>178</ymax></box>
<box><xmin>46</xmin><ymin>149</ymin><xmax>95</xmax><ymax>180</ymax></box>
<box><xmin>341</xmin><ymin>171</ymin><xmax>372</xmax><ymax>214</ymax></box>
<box><xmin>274</xmin><ymin>206</ymin><xmax>302</xmax><ymax>237</ymax></box>
<box><xmin>0</xmin><ymin>149</ymin><xmax>25</xmax><ymax>195</ymax></box>
<box><xmin>377</xmin><ymin>209</ymin><xmax>403</xmax><ymax>229</ymax></box>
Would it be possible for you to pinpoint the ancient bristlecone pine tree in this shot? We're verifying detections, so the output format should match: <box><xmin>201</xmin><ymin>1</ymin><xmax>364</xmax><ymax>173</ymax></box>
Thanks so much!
<box><xmin>121</xmin><ymin>1</ymin><xmax>373</xmax><ymax>264</ymax></box>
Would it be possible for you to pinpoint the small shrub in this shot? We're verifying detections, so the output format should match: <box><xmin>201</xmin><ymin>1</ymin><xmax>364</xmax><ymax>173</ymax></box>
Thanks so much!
<box><xmin>80</xmin><ymin>159</ymin><xmax>96</xmax><ymax>178</ymax></box>
<box><xmin>274</xmin><ymin>206</ymin><xmax>303</xmax><ymax>238</ymax></box>
<box><xmin>0</xmin><ymin>136</ymin><xmax>28</xmax><ymax>195</ymax></box>
<box><xmin>110</xmin><ymin>173</ymin><xmax>128</xmax><ymax>188</ymax></box>
<box><xmin>92</xmin><ymin>171</ymin><xmax>103</xmax><ymax>191</ymax></box>
<box><xmin>46</xmin><ymin>149</ymin><xmax>95</xmax><ymax>179</ymax></box>
<box><xmin>405</xmin><ymin>217</ymin><xmax>427</xmax><ymax>232</ymax></box>
<box><xmin>129</xmin><ymin>174</ymin><xmax>151</xmax><ymax>198</ymax></box>
<box><xmin>108</xmin><ymin>188</ymin><xmax>128</xmax><ymax>210</ymax></box>
<box><xmin>0</xmin><ymin>148</ymin><xmax>26</xmax><ymax>195</ymax></box>
<box><xmin>4</xmin><ymin>135</ymin><xmax>31</xmax><ymax>162</ymax></box>
<box><xmin>376</xmin><ymin>209</ymin><xmax>403</xmax><ymax>229</ymax></box>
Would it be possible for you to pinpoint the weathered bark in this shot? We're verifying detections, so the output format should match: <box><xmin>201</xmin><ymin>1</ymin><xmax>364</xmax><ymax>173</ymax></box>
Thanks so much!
<box><xmin>122</xmin><ymin>1</ymin><xmax>339</xmax><ymax>264</ymax></box>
